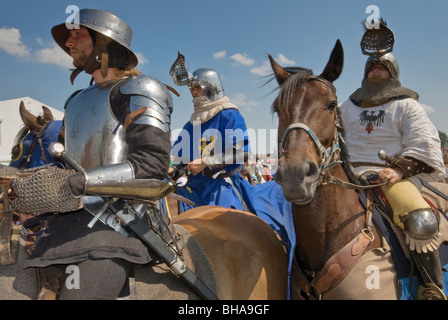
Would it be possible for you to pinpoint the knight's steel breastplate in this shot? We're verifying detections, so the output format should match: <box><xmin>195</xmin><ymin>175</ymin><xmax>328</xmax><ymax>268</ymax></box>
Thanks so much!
<box><xmin>64</xmin><ymin>80</ymin><xmax>128</xmax><ymax>170</ymax></box>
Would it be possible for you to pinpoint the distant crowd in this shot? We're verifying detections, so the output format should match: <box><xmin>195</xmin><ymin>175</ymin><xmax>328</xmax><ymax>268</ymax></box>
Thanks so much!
<box><xmin>240</xmin><ymin>153</ymin><xmax>277</xmax><ymax>185</ymax></box>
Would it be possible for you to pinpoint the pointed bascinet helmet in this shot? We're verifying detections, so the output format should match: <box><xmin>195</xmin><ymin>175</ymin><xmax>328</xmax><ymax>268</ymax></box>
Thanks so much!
<box><xmin>51</xmin><ymin>8</ymin><xmax>138</xmax><ymax>82</ymax></box>
<box><xmin>169</xmin><ymin>52</ymin><xmax>225</xmax><ymax>101</ymax></box>
<box><xmin>190</xmin><ymin>68</ymin><xmax>225</xmax><ymax>102</ymax></box>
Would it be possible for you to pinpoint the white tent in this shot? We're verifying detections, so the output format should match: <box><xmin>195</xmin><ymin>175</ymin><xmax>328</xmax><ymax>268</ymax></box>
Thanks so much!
<box><xmin>0</xmin><ymin>97</ymin><xmax>64</xmax><ymax>165</ymax></box>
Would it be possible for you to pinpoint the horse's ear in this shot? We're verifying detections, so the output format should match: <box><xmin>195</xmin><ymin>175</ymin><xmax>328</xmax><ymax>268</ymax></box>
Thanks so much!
<box><xmin>19</xmin><ymin>101</ymin><xmax>40</xmax><ymax>132</ymax></box>
<box><xmin>268</xmin><ymin>54</ymin><xmax>291</xmax><ymax>85</ymax></box>
<box><xmin>320</xmin><ymin>39</ymin><xmax>344</xmax><ymax>83</ymax></box>
<box><xmin>19</xmin><ymin>101</ymin><xmax>33</xmax><ymax>123</ymax></box>
<box><xmin>42</xmin><ymin>106</ymin><xmax>55</xmax><ymax>121</ymax></box>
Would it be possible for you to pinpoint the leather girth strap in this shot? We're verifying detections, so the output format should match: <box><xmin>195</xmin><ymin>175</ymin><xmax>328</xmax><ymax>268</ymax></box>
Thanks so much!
<box><xmin>292</xmin><ymin>229</ymin><xmax>372</xmax><ymax>300</ymax></box>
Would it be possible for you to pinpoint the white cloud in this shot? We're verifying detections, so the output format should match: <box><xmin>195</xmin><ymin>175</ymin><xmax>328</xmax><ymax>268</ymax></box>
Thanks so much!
<box><xmin>250</xmin><ymin>53</ymin><xmax>296</xmax><ymax>76</ymax></box>
<box><xmin>136</xmin><ymin>52</ymin><xmax>149</xmax><ymax>66</ymax></box>
<box><xmin>230</xmin><ymin>53</ymin><xmax>254</xmax><ymax>66</ymax></box>
<box><xmin>213</xmin><ymin>51</ymin><xmax>226</xmax><ymax>59</ymax></box>
<box><xmin>0</xmin><ymin>26</ymin><xmax>149</xmax><ymax>70</ymax></box>
<box><xmin>0</xmin><ymin>27</ymin><xmax>30</xmax><ymax>58</ymax></box>
<box><xmin>36</xmin><ymin>38</ymin><xmax>45</xmax><ymax>46</ymax></box>
<box><xmin>276</xmin><ymin>53</ymin><xmax>295</xmax><ymax>66</ymax></box>
<box><xmin>35</xmin><ymin>44</ymin><xmax>73</xmax><ymax>68</ymax></box>
<box><xmin>251</xmin><ymin>61</ymin><xmax>271</xmax><ymax>76</ymax></box>
<box><xmin>231</xmin><ymin>93</ymin><xmax>258</xmax><ymax>111</ymax></box>
<box><xmin>421</xmin><ymin>103</ymin><xmax>435</xmax><ymax>114</ymax></box>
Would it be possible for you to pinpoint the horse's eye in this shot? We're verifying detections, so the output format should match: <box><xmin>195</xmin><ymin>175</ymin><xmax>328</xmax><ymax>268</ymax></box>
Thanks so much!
<box><xmin>326</xmin><ymin>101</ymin><xmax>338</xmax><ymax>112</ymax></box>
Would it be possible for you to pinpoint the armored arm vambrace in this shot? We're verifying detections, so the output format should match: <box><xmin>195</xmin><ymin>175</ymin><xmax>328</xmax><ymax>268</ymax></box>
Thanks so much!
<box><xmin>390</xmin><ymin>155</ymin><xmax>434</xmax><ymax>178</ymax></box>
<box><xmin>83</xmin><ymin>161</ymin><xmax>134</xmax><ymax>195</ymax></box>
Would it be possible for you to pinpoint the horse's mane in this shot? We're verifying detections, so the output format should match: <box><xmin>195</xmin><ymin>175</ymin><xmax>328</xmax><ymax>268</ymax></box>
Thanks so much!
<box><xmin>270</xmin><ymin>67</ymin><xmax>313</xmax><ymax>118</ymax></box>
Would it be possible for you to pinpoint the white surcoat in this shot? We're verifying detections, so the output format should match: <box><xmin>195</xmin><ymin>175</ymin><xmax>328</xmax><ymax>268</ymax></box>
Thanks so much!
<box><xmin>338</xmin><ymin>97</ymin><xmax>446</xmax><ymax>185</ymax></box>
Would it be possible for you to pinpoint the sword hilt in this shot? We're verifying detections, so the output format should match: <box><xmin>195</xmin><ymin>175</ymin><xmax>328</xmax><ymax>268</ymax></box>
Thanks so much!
<box><xmin>378</xmin><ymin>149</ymin><xmax>394</xmax><ymax>164</ymax></box>
<box><xmin>48</xmin><ymin>142</ymin><xmax>86</xmax><ymax>174</ymax></box>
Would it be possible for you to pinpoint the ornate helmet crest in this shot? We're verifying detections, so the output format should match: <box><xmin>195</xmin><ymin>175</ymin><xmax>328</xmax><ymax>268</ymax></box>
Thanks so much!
<box><xmin>360</xmin><ymin>18</ymin><xmax>399</xmax><ymax>78</ymax></box>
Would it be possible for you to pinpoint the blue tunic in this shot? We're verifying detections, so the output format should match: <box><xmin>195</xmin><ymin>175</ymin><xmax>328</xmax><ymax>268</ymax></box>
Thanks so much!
<box><xmin>172</xmin><ymin>109</ymin><xmax>255</xmax><ymax>213</ymax></box>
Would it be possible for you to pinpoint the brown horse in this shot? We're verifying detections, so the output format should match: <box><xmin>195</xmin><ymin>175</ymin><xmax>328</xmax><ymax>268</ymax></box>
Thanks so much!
<box><xmin>268</xmin><ymin>39</ymin><xmax>448</xmax><ymax>300</ymax></box>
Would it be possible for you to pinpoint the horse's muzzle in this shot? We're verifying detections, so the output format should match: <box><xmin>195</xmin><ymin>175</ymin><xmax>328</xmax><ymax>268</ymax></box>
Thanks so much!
<box><xmin>275</xmin><ymin>158</ymin><xmax>319</xmax><ymax>204</ymax></box>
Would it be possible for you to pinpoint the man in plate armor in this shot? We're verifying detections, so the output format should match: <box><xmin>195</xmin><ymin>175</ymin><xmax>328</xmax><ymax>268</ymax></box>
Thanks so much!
<box><xmin>339</xmin><ymin>19</ymin><xmax>447</xmax><ymax>299</ymax></box>
<box><xmin>7</xmin><ymin>8</ymin><xmax>174</xmax><ymax>299</ymax></box>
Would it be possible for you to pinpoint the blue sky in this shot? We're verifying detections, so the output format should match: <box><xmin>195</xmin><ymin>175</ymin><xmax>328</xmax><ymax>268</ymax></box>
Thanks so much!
<box><xmin>1</xmin><ymin>0</ymin><xmax>447</xmax><ymax>154</ymax></box>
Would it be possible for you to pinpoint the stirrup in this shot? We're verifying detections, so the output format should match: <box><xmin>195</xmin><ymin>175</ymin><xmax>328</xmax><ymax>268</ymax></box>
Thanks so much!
<box><xmin>418</xmin><ymin>283</ymin><xmax>447</xmax><ymax>300</ymax></box>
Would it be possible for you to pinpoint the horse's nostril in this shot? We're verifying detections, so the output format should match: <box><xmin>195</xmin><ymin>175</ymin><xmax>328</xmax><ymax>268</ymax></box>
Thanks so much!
<box><xmin>299</xmin><ymin>161</ymin><xmax>318</xmax><ymax>180</ymax></box>
<box><xmin>306</xmin><ymin>161</ymin><xmax>318</xmax><ymax>178</ymax></box>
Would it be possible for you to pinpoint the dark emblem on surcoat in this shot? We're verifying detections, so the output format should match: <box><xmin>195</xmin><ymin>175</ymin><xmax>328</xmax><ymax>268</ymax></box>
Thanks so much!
<box><xmin>359</xmin><ymin>110</ymin><xmax>386</xmax><ymax>134</ymax></box>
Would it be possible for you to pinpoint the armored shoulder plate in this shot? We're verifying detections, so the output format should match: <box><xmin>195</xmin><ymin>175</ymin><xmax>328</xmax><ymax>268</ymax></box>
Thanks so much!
<box><xmin>119</xmin><ymin>75</ymin><xmax>173</xmax><ymax>133</ymax></box>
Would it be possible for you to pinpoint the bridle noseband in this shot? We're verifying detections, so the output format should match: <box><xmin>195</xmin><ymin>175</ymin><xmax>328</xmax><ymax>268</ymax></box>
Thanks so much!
<box><xmin>279</xmin><ymin>122</ymin><xmax>342</xmax><ymax>184</ymax></box>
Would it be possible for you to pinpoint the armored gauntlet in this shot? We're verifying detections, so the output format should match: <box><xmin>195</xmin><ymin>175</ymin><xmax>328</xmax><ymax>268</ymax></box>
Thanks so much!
<box><xmin>10</xmin><ymin>166</ymin><xmax>83</xmax><ymax>214</ymax></box>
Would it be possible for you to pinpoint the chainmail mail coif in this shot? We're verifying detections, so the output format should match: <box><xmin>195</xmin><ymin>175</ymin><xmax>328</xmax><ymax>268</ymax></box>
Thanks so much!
<box><xmin>349</xmin><ymin>59</ymin><xmax>419</xmax><ymax>107</ymax></box>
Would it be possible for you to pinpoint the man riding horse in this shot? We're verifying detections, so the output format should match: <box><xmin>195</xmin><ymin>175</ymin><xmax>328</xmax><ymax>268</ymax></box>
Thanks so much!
<box><xmin>339</xmin><ymin>19</ymin><xmax>447</xmax><ymax>299</ymax></box>
<box><xmin>2</xmin><ymin>8</ymin><xmax>175</xmax><ymax>299</ymax></box>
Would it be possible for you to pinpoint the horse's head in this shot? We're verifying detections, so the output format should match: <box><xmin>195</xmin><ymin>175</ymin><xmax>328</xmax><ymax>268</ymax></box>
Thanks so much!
<box><xmin>10</xmin><ymin>101</ymin><xmax>62</xmax><ymax>168</ymax></box>
<box><xmin>270</xmin><ymin>40</ymin><xmax>344</xmax><ymax>205</ymax></box>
